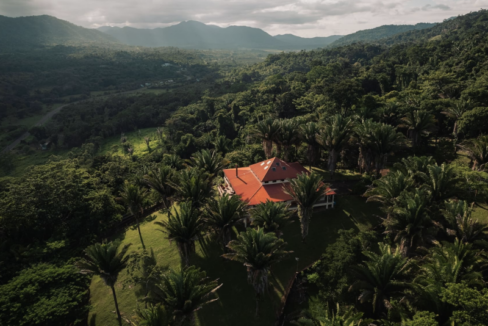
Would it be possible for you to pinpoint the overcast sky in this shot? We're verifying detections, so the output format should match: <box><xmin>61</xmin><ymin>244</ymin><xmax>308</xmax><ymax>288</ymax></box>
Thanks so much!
<box><xmin>0</xmin><ymin>0</ymin><xmax>486</xmax><ymax>37</ymax></box>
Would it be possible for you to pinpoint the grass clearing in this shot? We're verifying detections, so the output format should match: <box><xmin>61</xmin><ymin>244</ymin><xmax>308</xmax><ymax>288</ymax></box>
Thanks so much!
<box><xmin>88</xmin><ymin>196</ymin><xmax>381</xmax><ymax>326</ymax></box>
<box><xmin>472</xmin><ymin>203</ymin><xmax>488</xmax><ymax>225</ymax></box>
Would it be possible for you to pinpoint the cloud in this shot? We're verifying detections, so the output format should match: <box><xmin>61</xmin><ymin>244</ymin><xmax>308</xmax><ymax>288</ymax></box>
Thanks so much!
<box><xmin>0</xmin><ymin>0</ymin><xmax>482</xmax><ymax>37</ymax></box>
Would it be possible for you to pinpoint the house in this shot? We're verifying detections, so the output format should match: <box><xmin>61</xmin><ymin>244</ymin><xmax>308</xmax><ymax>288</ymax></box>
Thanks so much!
<box><xmin>219</xmin><ymin>157</ymin><xmax>335</xmax><ymax>209</ymax></box>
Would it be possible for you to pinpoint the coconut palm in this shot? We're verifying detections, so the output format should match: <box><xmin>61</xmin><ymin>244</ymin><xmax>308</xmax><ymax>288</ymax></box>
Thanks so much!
<box><xmin>386</xmin><ymin>189</ymin><xmax>437</xmax><ymax>256</ymax></box>
<box><xmin>459</xmin><ymin>135</ymin><xmax>488</xmax><ymax>171</ymax></box>
<box><xmin>250</xmin><ymin>200</ymin><xmax>293</xmax><ymax>237</ymax></box>
<box><xmin>155</xmin><ymin>201</ymin><xmax>204</xmax><ymax>266</ymax></box>
<box><xmin>190</xmin><ymin>149</ymin><xmax>228</xmax><ymax>177</ymax></box>
<box><xmin>441</xmin><ymin>200</ymin><xmax>488</xmax><ymax>243</ymax></box>
<box><xmin>119</xmin><ymin>182</ymin><xmax>149</xmax><ymax>249</ymax></box>
<box><xmin>275</xmin><ymin>119</ymin><xmax>300</xmax><ymax>161</ymax></box>
<box><xmin>442</xmin><ymin>100</ymin><xmax>470</xmax><ymax>138</ymax></box>
<box><xmin>419</xmin><ymin>163</ymin><xmax>462</xmax><ymax>202</ymax></box>
<box><xmin>143</xmin><ymin>166</ymin><xmax>174</xmax><ymax>211</ymax></box>
<box><xmin>316</xmin><ymin>114</ymin><xmax>354</xmax><ymax>176</ymax></box>
<box><xmin>169</xmin><ymin>168</ymin><xmax>213</xmax><ymax>210</ymax></box>
<box><xmin>223</xmin><ymin>228</ymin><xmax>291</xmax><ymax>315</ymax></box>
<box><xmin>283</xmin><ymin>172</ymin><xmax>328</xmax><ymax>240</ymax></box>
<box><xmin>205</xmin><ymin>194</ymin><xmax>247</xmax><ymax>249</ymax></box>
<box><xmin>349</xmin><ymin>243</ymin><xmax>414</xmax><ymax>317</ymax></box>
<box><xmin>132</xmin><ymin>305</ymin><xmax>172</xmax><ymax>326</ymax></box>
<box><xmin>292</xmin><ymin>303</ymin><xmax>364</xmax><ymax>326</ymax></box>
<box><xmin>75</xmin><ymin>241</ymin><xmax>131</xmax><ymax>326</ymax></box>
<box><xmin>253</xmin><ymin>118</ymin><xmax>281</xmax><ymax>158</ymax></box>
<box><xmin>300</xmin><ymin>122</ymin><xmax>321</xmax><ymax>168</ymax></box>
<box><xmin>399</xmin><ymin>110</ymin><xmax>436</xmax><ymax>151</ymax></box>
<box><xmin>149</xmin><ymin>266</ymin><xmax>221</xmax><ymax>325</ymax></box>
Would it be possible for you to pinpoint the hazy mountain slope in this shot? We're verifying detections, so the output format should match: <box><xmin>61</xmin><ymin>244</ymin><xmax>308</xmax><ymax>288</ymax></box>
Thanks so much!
<box><xmin>99</xmin><ymin>21</ymin><xmax>342</xmax><ymax>50</ymax></box>
<box><xmin>273</xmin><ymin>34</ymin><xmax>342</xmax><ymax>47</ymax></box>
<box><xmin>328</xmin><ymin>23</ymin><xmax>436</xmax><ymax>47</ymax></box>
<box><xmin>0</xmin><ymin>15</ymin><xmax>119</xmax><ymax>48</ymax></box>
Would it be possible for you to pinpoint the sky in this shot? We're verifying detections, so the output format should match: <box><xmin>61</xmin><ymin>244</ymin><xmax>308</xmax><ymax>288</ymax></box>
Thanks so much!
<box><xmin>0</xmin><ymin>0</ymin><xmax>486</xmax><ymax>37</ymax></box>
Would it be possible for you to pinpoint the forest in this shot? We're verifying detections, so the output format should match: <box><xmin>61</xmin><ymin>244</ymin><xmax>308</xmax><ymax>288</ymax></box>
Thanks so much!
<box><xmin>1</xmin><ymin>9</ymin><xmax>488</xmax><ymax>326</ymax></box>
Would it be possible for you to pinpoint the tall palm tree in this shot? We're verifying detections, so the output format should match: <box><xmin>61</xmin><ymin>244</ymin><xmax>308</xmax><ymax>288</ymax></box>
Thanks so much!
<box><xmin>132</xmin><ymin>305</ymin><xmax>171</xmax><ymax>326</ymax></box>
<box><xmin>155</xmin><ymin>201</ymin><xmax>204</xmax><ymax>266</ymax></box>
<box><xmin>316</xmin><ymin>114</ymin><xmax>354</xmax><ymax>176</ymax></box>
<box><xmin>169</xmin><ymin>168</ymin><xmax>213</xmax><ymax>210</ymax></box>
<box><xmin>399</xmin><ymin>110</ymin><xmax>436</xmax><ymax>151</ymax></box>
<box><xmin>205</xmin><ymin>194</ymin><xmax>247</xmax><ymax>249</ymax></box>
<box><xmin>75</xmin><ymin>241</ymin><xmax>131</xmax><ymax>326</ymax></box>
<box><xmin>212</xmin><ymin>135</ymin><xmax>232</xmax><ymax>155</ymax></box>
<box><xmin>459</xmin><ymin>135</ymin><xmax>488</xmax><ymax>171</ymax></box>
<box><xmin>275</xmin><ymin>119</ymin><xmax>300</xmax><ymax>161</ymax></box>
<box><xmin>143</xmin><ymin>166</ymin><xmax>174</xmax><ymax>211</ymax></box>
<box><xmin>354</xmin><ymin>119</ymin><xmax>377</xmax><ymax>174</ymax></box>
<box><xmin>300</xmin><ymin>122</ymin><xmax>321</xmax><ymax>168</ymax></box>
<box><xmin>189</xmin><ymin>149</ymin><xmax>228</xmax><ymax>177</ymax></box>
<box><xmin>369</xmin><ymin>124</ymin><xmax>404</xmax><ymax>177</ymax></box>
<box><xmin>442</xmin><ymin>100</ymin><xmax>470</xmax><ymax>138</ymax></box>
<box><xmin>283</xmin><ymin>172</ymin><xmax>328</xmax><ymax>240</ymax></box>
<box><xmin>253</xmin><ymin>118</ymin><xmax>281</xmax><ymax>158</ymax></box>
<box><xmin>119</xmin><ymin>182</ymin><xmax>149</xmax><ymax>249</ymax></box>
<box><xmin>387</xmin><ymin>189</ymin><xmax>437</xmax><ymax>256</ymax></box>
<box><xmin>150</xmin><ymin>266</ymin><xmax>222</xmax><ymax>325</ymax></box>
<box><xmin>349</xmin><ymin>243</ymin><xmax>414</xmax><ymax>317</ymax></box>
<box><xmin>441</xmin><ymin>200</ymin><xmax>488</xmax><ymax>243</ymax></box>
<box><xmin>223</xmin><ymin>228</ymin><xmax>291</xmax><ymax>315</ymax></box>
<box><xmin>162</xmin><ymin>153</ymin><xmax>183</xmax><ymax>170</ymax></box>
<box><xmin>250</xmin><ymin>200</ymin><xmax>293</xmax><ymax>237</ymax></box>
<box><xmin>419</xmin><ymin>163</ymin><xmax>461</xmax><ymax>202</ymax></box>
<box><xmin>392</xmin><ymin>156</ymin><xmax>436</xmax><ymax>182</ymax></box>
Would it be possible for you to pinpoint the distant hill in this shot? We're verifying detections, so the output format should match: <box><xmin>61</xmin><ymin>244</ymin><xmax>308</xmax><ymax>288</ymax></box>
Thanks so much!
<box><xmin>328</xmin><ymin>23</ymin><xmax>436</xmax><ymax>47</ymax></box>
<box><xmin>0</xmin><ymin>15</ymin><xmax>119</xmax><ymax>49</ymax></box>
<box><xmin>99</xmin><ymin>21</ymin><xmax>342</xmax><ymax>50</ymax></box>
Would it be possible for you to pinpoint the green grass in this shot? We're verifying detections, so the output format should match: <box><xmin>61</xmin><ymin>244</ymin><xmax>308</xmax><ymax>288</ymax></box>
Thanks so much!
<box><xmin>98</xmin><ymin>128</ymin><xmax>162</xmax><ymax>157</ymax></box>
<box><xmin>88</xmin><ymin>196</ymin><xmax>381</xmax><ymax>326</ymax></box>
<box><xmin>310</xmin><ymin>167</ymin><xmax>363</xmax><ymax>181</ymax></box>
<box><xmin>472</xmin><ymin>203</ymin><xmax>488</xmax><ymax>225</ymax></box>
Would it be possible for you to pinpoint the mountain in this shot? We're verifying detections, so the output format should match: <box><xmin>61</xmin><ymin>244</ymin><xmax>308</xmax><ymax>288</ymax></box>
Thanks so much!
<box><xmin>273</xmin><ymin>34</ymin><xmax>342</xmax><ymax>47</ymax></box>
<box><xmin>327</xmin><ymin>23</ymin><xmax>436</xmax><ymax>47</ymax></box>
<box><xmin>99</xmin><ymin>21</ymin><xmax>341</xmax><ymax>50</ymax></box>
<box><xmin>0</xmin><ymin>15</ymin><xmax>119</xmax><ymax>49</ymax></box>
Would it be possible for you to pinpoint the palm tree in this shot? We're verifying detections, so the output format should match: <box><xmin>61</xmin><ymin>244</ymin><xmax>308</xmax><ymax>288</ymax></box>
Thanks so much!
<box><xmin>283</xmin><ymin>172</ymin><xmax>328</xmax><ymax>240</ymax></box>
<box><xmin>392</xmin><ymin>156</ymin><xmax>436</xmax><ymax>181</ymax></box>
<box><xmin>162</xmin><ymin>153</ymin><xmax>183</xmax><ymax>170</ymax></box>
<box><xmin>292</xmin><ymin>303</ymin><xmax>364</xmax><ymax>326</ymax></box>
<box><xmin>365</xmin><ymin>170</ymin><xmax>415</xmax><ymax>217</ymax></box>
<box><xmin>205</xmin><ymin>194</ymin><xmax>247</xmax><ymax>249</ymax></box>
<box><xmin>212</xmin><ymin>135</ymin><xmax>232</xmax><ymax>155</ymax></box>
<box><xmin>143</xmin><ymin>166</ymin><xmax>174</xmax><ymax>211</ymax></box>
<box><xmin>419</xmin><ymin>163</ymin><xmax>461</xmax><ymax>202</ymax></box>
<box><xmin>150</xmin><ymin>266</ymin><xmax>222</xmax><ymax>325</ymax></box>
<box><xmin>316</xmin><ymin>114</ymin><xmax>354</xmax><ymax>176</ymax></box>
<box><xmin>459</xmin><ymin>135</ymin><xmax>488</xmax><ymax>171</ymax></box>
<box><xmin>441</xmin><ymin>200</ymin><xmax>488</xmax><ymax>243</ymax></box>
<box><xmin>369</xmin><ymin>124</ymin><xmax>404</xmax><ymax>177</ymax></box>
<box><xmin>250</xmin><ymin>200</ymin><xmax>293</xmax><ymax>237</ymax></box>
<box><xmin>354</xmin><ymin>119</ymin><xmax>377</xmax><ymax>174</ymax></box>
<box><xmin>119</xmin><ymin>182</ymin><xmax>149</xmax><ymax>249</ymax></box>
<box><xmin>155</xmin><ymin>201</ymin><xmax>204</xmax><ymax>266</ymax></box>
<box><xmin>253</xmin><ymin>118</ymin><xmax>281</xmax><ymax>158</ymax></box>
<box><xmin>132</xmin><ymin>305</ymin><xmax>171</xmax><ymax>326</ymax></box>
<box><xmin>169</xmin><ymin>168</ymin><xmax>213</xmax><ymax>210</ymax></box>
<box><xmin>275</xmin><ymin>119</ymin><xmax>300</xmax><ymax>161</ymax></box>
<box><xmin>386</xmin><ymin>189</ymin><xmax>437</xmax><ymax>256</ymax></box>
<box><xmin>349</xmin><ymin>243</ymin><xmax>414</xmax><ymax>317</ymax></box>
<box><xmin>223</xmin><ymin>228</ymin><xmax>291</xmax><ymax>315</ymax></box>
<box><xmin>442</xmin><ymin>100</ymin><xmax>470</xmax><ymax>138</ymax></box>
<box><xmin>399</xmin><ymin>110</ymin><xmax>436</xmax><ymax>151</ymax></box>
<box><xmin>300</xmin><ymin>122</ymin><xmax>321</xmax><ymax>168</ymax></box>
<box><xmin>75</xmin><ymin>241</ymin><xmax>131</xmax><ymax>326</ymax></box>
<box><xmin>189</xmin><ymin>149</ymin><xmax>228</xmax><ymax>177</ymax></box>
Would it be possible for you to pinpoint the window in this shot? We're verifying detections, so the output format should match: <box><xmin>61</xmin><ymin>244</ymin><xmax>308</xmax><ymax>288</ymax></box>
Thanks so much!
<box><xmin>272</xmin><ymin>167</ymin><xmax>276</xmax><ymax>171</ymax></box>
<box><xmin>282</xmin><ymin>166</ymin><xmax>286</xmax><ymax>170</ymax></box>
<box><xmin>276</xmin><ymin>162</ymin><xmax>280</xmax><ymax>166</ymax></box>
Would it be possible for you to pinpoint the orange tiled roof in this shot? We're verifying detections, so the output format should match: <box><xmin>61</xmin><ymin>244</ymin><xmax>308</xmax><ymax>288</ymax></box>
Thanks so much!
<box><xmin>223</xmin><ymin>159</ymin><xmax>336</xmax><ymax>206</ymax></box>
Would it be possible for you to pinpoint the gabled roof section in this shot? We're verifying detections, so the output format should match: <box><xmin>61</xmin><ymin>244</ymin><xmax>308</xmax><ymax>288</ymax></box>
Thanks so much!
<box><xmin>222</xmin><ymin>167</ymin><xmax>262</xmax><ymax>202</ymax></box>
<box><xmin>249</xmin><ymin>157</ymin><xmax>308</xmax><ymax>182</ymax></box>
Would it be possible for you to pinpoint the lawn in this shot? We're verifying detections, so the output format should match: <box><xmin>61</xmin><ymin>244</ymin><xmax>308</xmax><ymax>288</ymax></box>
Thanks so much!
<box><xmin>472</xmin><ymin>203</ymin><xmax>488</xmax><ymax>225</ymax></box>
<box><xmin>87</xmin><ymin>196</ymin><xmax>381</xmax><ymax>326</ymax></box>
